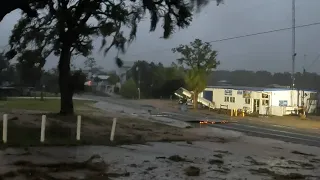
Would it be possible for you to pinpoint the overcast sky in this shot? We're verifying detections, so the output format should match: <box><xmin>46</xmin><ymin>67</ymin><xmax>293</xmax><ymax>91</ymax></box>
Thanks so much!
<box><xmin>1</xmin><ymin>0</ymin><xmax>320</xmax><ymax>73</ymax></box>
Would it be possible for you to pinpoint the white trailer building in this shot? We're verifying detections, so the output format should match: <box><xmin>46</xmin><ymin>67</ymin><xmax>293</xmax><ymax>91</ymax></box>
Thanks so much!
<box><xmin>199</xmin><ymin>86</ymin><xmax>318</xmax><ymax>116</ymax></box>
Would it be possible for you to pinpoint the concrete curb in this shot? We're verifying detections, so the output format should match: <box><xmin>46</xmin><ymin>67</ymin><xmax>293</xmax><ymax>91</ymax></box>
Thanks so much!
<box><xmin>199</xmin><ymin>120</ymin><xmax>237</xmax><ymax>124</ymax></box>
<box><xmin>7</xmin><ymin>96</ymin><xmax>97</xmax><ymax>101</ymax></box>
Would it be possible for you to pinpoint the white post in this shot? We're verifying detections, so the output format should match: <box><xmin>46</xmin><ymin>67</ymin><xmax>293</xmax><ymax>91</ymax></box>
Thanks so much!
<box><xmin>2</xmin><ymin>114</ymin><xmax>8</xmax><ymax>143</ymax></box>
<box><xmin>76</xmin><ymin>115</ymin><xmax>81</xmax><ymax>141</ymax></box>
<box><xmin>40</xmin><ymin>115</ymin><xmax>46</xmax><ymax>143</ymax></box>
<box><xmin>110</xmin><ymin>118</ymin><xmax>117</xmax><ymax>141</ymax></box>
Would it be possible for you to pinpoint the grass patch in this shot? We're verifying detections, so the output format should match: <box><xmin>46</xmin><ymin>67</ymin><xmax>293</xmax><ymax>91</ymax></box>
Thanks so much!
<box><xmin>33</xmin><ymin>91</ymin><xmax>60</xmax><ymax>97</ymax></box>
<box><xmin>1</xmin><ymin>98</ymin><xmax>96</xmax><ymax>112</ymax></box>
<box><xmin>0</xmin><ymin>113</ymin><xmax>117</xmax><ymax>148</ymax></box>
<box><xmin>0</xmin><ymin>111</ymin><xmax>204</xmax><ymax>148</ymax></box>
<box><xmin>0</xmin><ymin>118</ymin><xmax>79</xmax><ymax>148</ymax></box>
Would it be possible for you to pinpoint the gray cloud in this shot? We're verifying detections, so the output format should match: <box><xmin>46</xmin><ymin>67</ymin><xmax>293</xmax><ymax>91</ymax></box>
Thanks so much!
<box><xmin>1</xmin><ymin>0</ymin><xmax>320</xmax><ymax>73</ymax></box>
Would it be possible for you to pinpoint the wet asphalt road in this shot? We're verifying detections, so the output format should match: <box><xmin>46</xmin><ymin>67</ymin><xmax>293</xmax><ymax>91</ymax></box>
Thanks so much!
<box><xmin>80</xmin><ymin>95</ymin><xmax>320</xmax><ymax>147</ymax></box>
<box><xmin>209</xmin><ymin>123</ymin><xmax>320</xmax><ymax>147</ymax></box>
<box><xmin>166</xmin><ymin>111</ymin><xmax>320</xmax><ymax>147</ymax></box>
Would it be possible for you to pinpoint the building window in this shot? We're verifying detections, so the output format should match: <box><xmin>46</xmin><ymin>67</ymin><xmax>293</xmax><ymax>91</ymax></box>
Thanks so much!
<box><xmin>262</xmin><ymin>93</ymin><xmax>269</xmax><ymax>98</ymax></box>
<box><xmin>224</xmin><ymin>96</ymin><xmax>229</xmax><ymax>102</ymax></box>
<box><xmin>245</xmin><ymin>98</ymin><xmax>250</xmax><ymax>104</ymax></box>
<box><xmin>262</xmin><ymin>100</ymin><xmax>269</xmax><ymax>106</ymax></box>
<box><xmin>230</xmin><ymin>97</ymin><xmax>235</xmax><ymax>103</ymax></box>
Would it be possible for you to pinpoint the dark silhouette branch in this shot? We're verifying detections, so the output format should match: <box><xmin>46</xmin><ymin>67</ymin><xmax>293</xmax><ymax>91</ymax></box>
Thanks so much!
<box><xmin>0</xmin><ymin>0</ymin><xmax>38</xmax><ymax>22</ymax></box>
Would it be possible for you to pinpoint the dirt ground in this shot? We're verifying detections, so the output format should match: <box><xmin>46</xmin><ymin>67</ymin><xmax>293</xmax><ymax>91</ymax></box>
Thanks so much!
<box><xmin>131</xmin><ymin>99</ymin><xmax>320</xmax><ymax>131</ymax></box>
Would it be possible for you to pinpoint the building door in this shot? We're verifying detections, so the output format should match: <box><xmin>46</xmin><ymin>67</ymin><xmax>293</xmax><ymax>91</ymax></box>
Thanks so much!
<box><xmin>253</xmin><ymin>99</ymin><xmax>260</xmax><ymax>113</ymax></box>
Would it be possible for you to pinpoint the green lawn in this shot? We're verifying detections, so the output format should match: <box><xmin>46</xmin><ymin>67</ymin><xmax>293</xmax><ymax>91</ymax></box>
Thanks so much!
<box><xmin>33</xmin><ymin>91</ymin><xmax>60</xmax><ymax>97</ymax></box>
<box><xmin>0</xmin><ymin>98</ymin><xmax>96</xmax><ymax>112</ymax></box>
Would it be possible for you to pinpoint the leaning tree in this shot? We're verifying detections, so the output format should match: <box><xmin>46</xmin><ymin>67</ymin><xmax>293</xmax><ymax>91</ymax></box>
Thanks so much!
<box><xmin>7</xmin><ymin>0</ymin><xmax>223</xmax><ymax>115</ymax></box>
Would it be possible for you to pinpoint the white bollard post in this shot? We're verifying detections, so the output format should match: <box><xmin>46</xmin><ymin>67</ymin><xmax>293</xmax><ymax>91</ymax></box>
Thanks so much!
<box><xmin>40</xmin><ymin>115</ymin><xmax>46</xmax><ymax>143</ymax></box>
<box><xmin>76</xmin><ymin>115</ymin><xmax>81</xmax><ymax>141</ymax></box>
<box><xmin>2</xmin><ymin>114</ymin><xmax>8</xmax><ymax>143</ymax></box>
<box><xmin>110</xmin><ymin>118</ymin><xmax>117</xmax><ymax>141</ymax></box>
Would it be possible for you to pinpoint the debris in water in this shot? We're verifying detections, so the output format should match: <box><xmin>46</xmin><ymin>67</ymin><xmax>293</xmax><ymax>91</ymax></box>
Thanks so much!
<box><xmin>184</xmin><ymin>166</ymin><xmax>200</xmax><ymax>176</ymax></box>
<box><xmin>168</xmin><ymin>155</ymin><xmax>192</xmax><ymax>162</ymax></box>
<box><xmin>291</xmin><ymin>150</ymin><xmax>315</xmax><ymax>157</ymax></box>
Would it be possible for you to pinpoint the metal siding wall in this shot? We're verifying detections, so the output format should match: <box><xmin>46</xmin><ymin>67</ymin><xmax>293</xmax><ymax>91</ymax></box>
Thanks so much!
<box><xmin>269</xmin><ymin>91</ymin><xmax>291</xmax><ymax>107</ymax></box>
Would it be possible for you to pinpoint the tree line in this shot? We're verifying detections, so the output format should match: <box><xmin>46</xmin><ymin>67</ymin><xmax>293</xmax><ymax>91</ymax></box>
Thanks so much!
<box><xmin>120</xmin><ymin>67</ymin><xmax>320</xmax><ymax>101</ymax></box>
<box><xmin>208</xmin><ymin>70</ymin><xmax>320</xmax><ymax>90</ymax></box>
<box><xmin>0</xmin><ymin>52</ymin><xmax>86</xmax><ymax>96</ymax></box>
<box><xmin>120</xmin><ymin>61</ymin><xmax>185</xmax><ymax>99</ymax></box>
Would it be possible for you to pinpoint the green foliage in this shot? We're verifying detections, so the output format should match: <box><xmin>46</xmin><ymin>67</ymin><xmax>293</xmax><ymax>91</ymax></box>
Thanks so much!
<box><xmin>115</xmin><ymin>57</ymin><xmax>124</xmax><ymax>68</ymax></box>
<box><xmin>114</xmin><ymin>86</ymin><xmax>120</xmax><ymax>94</ymax></box>
<box><xmin>15</xmin><ymin>50</ymin><xmax>45</xmax><ymax>87</ymax></box>
<box><xmin>84</xmin><ymin>57</ymin><xmax>97</xmax><ymax>71</ymax></box>
<box><xmin>172</xmin><ymin>39</ymin><xmax>219</xmax><ymax>72</ymax></box>
<box><xmin>107</xmin><ymin>73</ymin><xmax>120</xmax><ymax>85</ymax></box>
<box><xmin>5</xmin><ymin>0</ymin><xmax>222</xmax><ymax>114</ymax></box>
<box><xmin>42</xmin><ymin>68</ymin><xmax>59</xmax><ymax>93</ymax></box>
<box><xmin>0</xmin><ymin>0</ymin><xmax>38</xmax><ymax>22</ymax></box>
<box><xmin>6</xmin><ymin>0</ymin><xmax>219</xmax><ymax>68</ymax></box>
<box><xmin>71</xmin><ymin>70</ymin><xmax>86</xmax><ymax>94</ymax></box>
<box><xmin>172</xmin><ymin>39</ymin><xmax>219</xmax><ymax>91</ymax></box>
<box><xmin>129</xmin><ymin>60</ymin><xmax>185</xmax><ymax>98</ymax></box>
<box><xmin>184</xmin><ymin>69</ymin><xmax>207</xmax><ymax>93</ymax></box>
<box><xmin>172</xmin><ymin>39</ymin><xmax>219</xmax><ymax>108</ymax></box>
<box><xmin>0</xmin><ymin>53</ymin><xmax>16</xmax><ymax>85</ymax></box>
<box><xmin>120</xmin><ymin>78</ymin><xmax>138</xmax><ymax>98</ymax></box>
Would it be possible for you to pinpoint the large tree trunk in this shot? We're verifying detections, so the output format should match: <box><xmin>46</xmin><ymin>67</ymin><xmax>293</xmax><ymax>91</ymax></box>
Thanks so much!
<box><xmin>193</xmin><ymin>91</ymin><xmax>198</xmax><ymax>109</ymax></box>
<box><xmin>58</xmin><ymin>44</ymin><xmax>74</xmax><ymax>115</ymax></box>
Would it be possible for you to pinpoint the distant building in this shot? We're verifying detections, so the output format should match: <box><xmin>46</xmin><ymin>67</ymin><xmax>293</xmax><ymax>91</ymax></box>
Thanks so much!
<box><xmin>200</xmin><ymin>85</ymin><xmax>318</xmax><ymax>116</ymax></box>
<box><xmin>84</xmin><ymin>74</ymin><xmax>116</xmax><ymax>93</ymax></box>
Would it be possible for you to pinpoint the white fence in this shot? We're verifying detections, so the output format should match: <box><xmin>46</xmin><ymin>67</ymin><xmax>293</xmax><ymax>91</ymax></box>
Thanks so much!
<box><xmin>1</xmin><ymin>114</ymin><xmax>117</xmax><ymax>143</ymax></box>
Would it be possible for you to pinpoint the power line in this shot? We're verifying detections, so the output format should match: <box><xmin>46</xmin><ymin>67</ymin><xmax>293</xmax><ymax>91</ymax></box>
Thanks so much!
<box><xmin>126</xmin><ymin>21</ymin><xmax>320</xmax><ymax>57</ymax></box>
<box><xmin>307</xmin><ymin>54</ymin><xmax>320</xmax><ymax>70</ymax></box>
